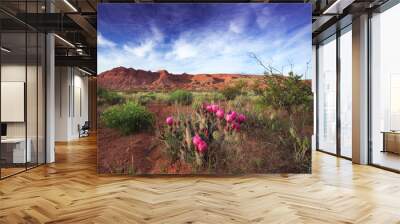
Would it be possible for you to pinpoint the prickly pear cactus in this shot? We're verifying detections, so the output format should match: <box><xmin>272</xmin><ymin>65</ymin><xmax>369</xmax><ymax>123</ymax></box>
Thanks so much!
<box><xmin>212</xmin><ymin>131</ymin><xmax>223</xmax><ymax>141</ymax></box>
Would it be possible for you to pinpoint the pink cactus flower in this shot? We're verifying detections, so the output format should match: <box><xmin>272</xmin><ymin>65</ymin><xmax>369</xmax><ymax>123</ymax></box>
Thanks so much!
<box><xmin>192</xmin><ymin>134</ymin><xmax>202</xmax><ymax>146</ymax></box>
<box><xmin>229</xmin><ymin>111</ymin><xmax>237</xmax><ymax>120</ymax></box>
<box><xmin>225</xmin><ymin>113</ymin><xmax>235</xmax><ymax>123</ymax></box>
<box><xmin>206</xmin><ymin>105</ymin><xmax>213</xmax><ymax>112</ymax></box>
<box><xmin>211</xmin><ymin>104</ymin><xmax>219</xmax><ymax>113</ymax></box>
<box><xmin>232</xmin><ymin>122</ymin><xmax>241</xmax><ymax>131</ymax></box>
<box><xmin>197</xmin><ymin>140</ymin><xmax>208</xmax><ymax>153</ymax></box>
<box><xmin>237</xmin><ymin>114</ymin><xmax>246</xmax><ymax>123</ymax></box>
<box><xmin>216</xmin><ymin>109</ymin><xmax>225</xmax><ymax>119</ymax></box>
<box><xmin>166</xmin><ymin>116</ymin><xmax>174</xmax><ymax>126</ymax></box>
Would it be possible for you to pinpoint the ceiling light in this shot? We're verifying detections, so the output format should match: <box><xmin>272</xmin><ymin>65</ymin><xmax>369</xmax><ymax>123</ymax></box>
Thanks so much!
<box><xmin>78</xmin><ymin>67</ymin><xmax>93</xmax><ymax>76</ymax></box>
<box><xmin>322</xmin><ymin>0</ymin><xmax>355</xmax><ymax>15</ymax></box>
<box><xmin>63</xmin><ymin>0</ymin><xmax>78</xmax><ymax>12</ymax></box>
<box><xmin>1</xmin><ymin>47</ymin><xmax>11</xmax><ymax>53</ymax></box>
<box><xmin>54</xmin><ymin>34</ymin><xmax>75</xmax><ymax>48</ymax></box>
<box><xmin>76</xmin><ymin>48</ymin><xmax>85</xmax><ymax>55</ymax></box>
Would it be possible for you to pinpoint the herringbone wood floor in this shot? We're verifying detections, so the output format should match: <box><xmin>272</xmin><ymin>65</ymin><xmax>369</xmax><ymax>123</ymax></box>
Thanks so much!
<box><xmin>1</xmin><ymin>135</ymin><xmax>400</xmax><ymax>224</ymax></box>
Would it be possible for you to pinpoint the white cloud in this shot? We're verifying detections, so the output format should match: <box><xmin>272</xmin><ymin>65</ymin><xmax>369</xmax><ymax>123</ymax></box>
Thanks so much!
<box><xmin>98</xmin><ymin>33</ymin><xmax>116</xmax><ymax>48</ymax></box>
<box><xmin>229</xmin><ymin>22</ymin><xmax>242</xmax><ymax>34</ymax></box>
<box><xmin>150</xmin><ymin>25</ymin><xmax>164</xmax><ymax>42</ymax></box>
<box><xmin>123</xmin><ymin>40</ymin><xmax>155</xmax><ymax>58</ymax></box>
<box><xmin>167</xmin><ymin>39</ymin><xmax>198</xmax><ymax>60</ymax></box>
<box><xmin>98</xmin><ymin>23</ymin><xmax>311</xmax><ymax>76</ymax></box>
<box><xmin>228</xmin><ymin>16</ymin><xmax>248</xmax><ymax>34</ymax></box>
<box><xmin>256</xmin><ymin>8</ymin><xmax>270</xmax><ymax>29</ymax></box>
<box><xmin>117</xmin><ymin>25</ymin><xmax>164</xmax><ymax>58</ymax></box>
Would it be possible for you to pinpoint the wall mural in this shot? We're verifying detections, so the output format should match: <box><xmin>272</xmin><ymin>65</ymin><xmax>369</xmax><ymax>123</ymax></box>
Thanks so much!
<box><xmin>97</xmin><ymin>3</ymin><xmax>313</xmax><ymax>175</ymax></box>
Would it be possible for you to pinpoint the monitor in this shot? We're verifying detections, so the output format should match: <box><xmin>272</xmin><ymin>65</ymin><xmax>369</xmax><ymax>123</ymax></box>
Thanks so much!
<box><xmin>1</xmin><ymin>123</ymin><xmax>7</xmax><ymax>137</ymax></box>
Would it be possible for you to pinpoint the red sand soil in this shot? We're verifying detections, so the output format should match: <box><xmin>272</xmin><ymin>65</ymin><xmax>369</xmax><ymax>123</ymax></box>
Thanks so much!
<box><xmin>97</xmin><ymin>103</ymin><xmax>195</xmax><ymax>174</ymax></box>
<box><xmin>97</xmin><ymin>101</ymin><xmax>310</xmax><ymax>174</ymax></box>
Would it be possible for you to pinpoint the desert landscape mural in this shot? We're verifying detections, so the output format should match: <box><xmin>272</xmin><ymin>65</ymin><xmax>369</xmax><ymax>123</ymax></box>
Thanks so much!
<box><xmin>97</xmin><ymin>3</ymin><xmax>312</xmax><ymax>174</ymax></box>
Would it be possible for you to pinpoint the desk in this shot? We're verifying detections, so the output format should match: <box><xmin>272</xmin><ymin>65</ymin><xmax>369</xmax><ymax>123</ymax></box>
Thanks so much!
<box><xmin>1</xmin><ymin>138</ymin><xmax>31</xmax><ymax>163</ymax></box>
<box><xmin>381</xmin><ymin>131</ymin><xmax>400</xmax><ymax>154</ymax></box>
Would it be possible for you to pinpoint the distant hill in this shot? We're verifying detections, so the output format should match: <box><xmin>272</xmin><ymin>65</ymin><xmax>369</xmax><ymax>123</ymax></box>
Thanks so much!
<box><xmin>97</xmin><ymin>66</ymin><xmax>263</xmax><ymax>91</ymax></box>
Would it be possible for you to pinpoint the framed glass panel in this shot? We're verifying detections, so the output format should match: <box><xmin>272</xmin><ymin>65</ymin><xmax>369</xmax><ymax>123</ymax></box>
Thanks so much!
<box><xmin>339</xmin><ymin>27</ymin><xmax>352</xmax><ymax>158</ymax></box>
<box><xmin>1</xmin><ymin>30</ymin><xmax>28</xmax><ymax>177</ymax></box>
<box><xmin>38</xmin><ymin>32</ymin><xmax>45</xmax><ymax>165</ymax></box>
<box><xmin>370</xmin><ymin>3</ymin><xmax>400</xmax><ymax>171</ymax></box>
<box><xmin>317</xmin><ymin>35</ymin><xmax>337</xmax><ymax>154</ymax></box>
<box><xmin>27</xmin><ymin>30</ymin><xmax>38</xmax><ymax>169</ymax></box>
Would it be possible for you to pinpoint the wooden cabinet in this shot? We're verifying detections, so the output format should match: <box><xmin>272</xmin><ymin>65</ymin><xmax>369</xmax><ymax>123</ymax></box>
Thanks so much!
<box><xmin>382</xmin><ymin>132</ymin><xmax>400</xmax><ymax>154</ymax></box>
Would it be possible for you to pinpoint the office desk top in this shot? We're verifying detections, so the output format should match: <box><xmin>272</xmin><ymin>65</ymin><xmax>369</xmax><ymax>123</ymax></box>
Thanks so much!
<box><xmin>381</xmin><ymin>131</ymin><xmax>400</xmax><ymax>134</ymax></box>
<box><xmin>1</xmin><ymin>138</ymin><xmax>27</xmax><ymax>144</ymax></box>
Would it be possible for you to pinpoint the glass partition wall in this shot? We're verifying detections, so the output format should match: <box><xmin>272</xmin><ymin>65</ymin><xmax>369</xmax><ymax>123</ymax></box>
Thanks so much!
<box><xmin>316</xmin><ymin>25</ymin><xmax>353</xmax><ymax>159</ymax></box>
<box><xmin>0</xmin><ymin>2</ymin><xmax>46</xmax><ymax>179</ymax></box>
<box><xmin>370</xmin><ymin>3</ymin><xmax>400</xmax><ymax>171</ymax></box>
<box><xmin>339</xmin><ymin>27</ymin><xmax>352</xmax><ymax>159</ymax></box>
<box><xmin>317</xmin><ymin>35</ymin><xmax>337</xmax><ymax>154</ymax></box>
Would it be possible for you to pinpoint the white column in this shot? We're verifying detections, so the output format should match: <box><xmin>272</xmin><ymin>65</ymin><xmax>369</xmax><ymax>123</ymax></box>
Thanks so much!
<box><xmin>312</xmin><ymin>45</ymin><xmax>317</xmax><ymax>151</ymax></box>
<box><xmin>46</xmin><ymin>34</ymin><xmax>55</xmax><ymax>163</ymax></box>
<box><xmin>46</xmin><ymin>32</ymin><xmax>55</xmax><ymax>163</ymax></box>
<box><xmin>45</xmin><ymin>0</ymin><xmax>56</xmax><ymax>163</ymax></box>
<box><xmin>352</xmin><ymin>14</ymin><xmax>369</xmax><ymax>164</ymax></box>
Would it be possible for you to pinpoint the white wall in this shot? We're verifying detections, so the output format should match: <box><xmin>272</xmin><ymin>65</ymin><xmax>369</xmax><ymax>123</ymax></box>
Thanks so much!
<box><xmin>1</xmin><ymin>65</ymin><xmax>38</xmax><ymax>138</ymax></box>
<box><xmin>55</xmin><ymin>66</ymin><xmax>69</xmax><ymax>141</ymax></box>
<box><xmin>55</xmin><ymin>67</ymin><xmax>89</xmax><ymax>141</ymax></box>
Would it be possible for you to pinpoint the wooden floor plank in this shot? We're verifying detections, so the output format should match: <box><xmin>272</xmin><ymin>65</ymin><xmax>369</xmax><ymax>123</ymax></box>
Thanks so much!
<box><xmin>0</xmin><ymin>135</ymin><xmax>399</xmax><ymax>223</ymax></box>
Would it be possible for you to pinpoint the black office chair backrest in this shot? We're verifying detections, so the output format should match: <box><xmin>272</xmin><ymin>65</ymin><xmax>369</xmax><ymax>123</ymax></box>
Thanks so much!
<box><xmin>82</xmin><ymin>121</ymin><xmax>90</xmax><ymax>129</ymax></box>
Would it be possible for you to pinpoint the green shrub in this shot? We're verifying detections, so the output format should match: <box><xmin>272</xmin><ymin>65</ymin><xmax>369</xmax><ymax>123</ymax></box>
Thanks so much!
<box><xmin>136</xmin><ymin>93</ymin><xmax>157</xmax><ymax>105</ymax></box>
<box><xmin>192</xmin><ymin>92</ymin><xmax>224</xmax><ymax>104</ymax></box>
<box><xmin>204</xmin><ymin>92</ymin><xmax>224</xmax><ymax>102</ymax></box>
<box><xmin>220</xmin><ymin>86</ymin><xmax>241</xmax><ymax>100</ymax></box>
<box><xmin>220</xmin><ymin>79</ymin><xmax>249</xmax><ymax>101</ymax></box>
<box><xmin>128</xmin><ymin>92</ymin><xmax>169</xmax><ymax>105</ymax></box>
<box><xmin>101</xmin><ymin>101</ymin><xmax>154</xmax><ymax>135</ymax></box>
<box><xmin>98</xmin><ymin>88</ymin><xmax>125</xmax><ymax>105</ymax></box>
<box><xmin>191</xmin><ymin>98</ymin><xmax>203</xmax><ymax>110</ymax></box>
<box><xmin>261</xmin><ymin>72</ymin><xmax>313</xmax><ymax>115</ymax></box>
<box><xmin>169</xmin><ymin>90</ymin><xmax>193</xmax><ymax>105</ymax></box>
<box><xmin>289</xmin><ymin>127</ymin><xmax>311</xmax><ymax>171</ymax></box>
<box><xmin>230</xmin><ymin>95</ymin><xmax>259</xmax><ymax>109</ymax></box>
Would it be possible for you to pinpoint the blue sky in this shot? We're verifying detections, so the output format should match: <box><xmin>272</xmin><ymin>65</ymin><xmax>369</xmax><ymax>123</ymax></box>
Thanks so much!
<box><xmin>98</xmin><ymin>3</ymin><xmax>311</xmax><ymax>77</ymax></box>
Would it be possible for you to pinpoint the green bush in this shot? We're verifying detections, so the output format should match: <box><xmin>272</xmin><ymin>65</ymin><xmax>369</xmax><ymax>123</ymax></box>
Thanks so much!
<box><xmin>169</xmin><ymin>90</ymin><xmax>193</xmax><ymax>105</ymax></box>
<box><xmin>98</xmin><ymin>88</ymin><xmax>125</xmax><ymax>105</ymax></box>
<box><xmin>127</xmin><ymin>92</ymin><xmax>169</xmax><ymax>105</ymax></box>
<box><xmin>261</xmin><ymin>72</ymin><xmax>313</xmax><ymax>115</ymax></box>
<box><xmin>220</xmin><ymin>79</ymin><xmax>249</xmax><ymax>101</ymax></box>
<box><xmin>230</xmin><ymin>95</ymin><xmax>260</xmax><ymax>109</ymax></box>
<box><xmin>191</xmin><ymin>92</ymin><xmax>224</xmax><ymax>110</ymax></box>
<box><xmin>203</xmin><ymin>92</ymin><xmax>224</xmax><ymax>102</ymax></box>
<box><xmin>220</xmin><ymin>86</ymin><xmax>241</xmax><ymax>100</ymax></box>
<box><xmin>135</xmin><ymin>92</ymin><xmax>157</xmax><ymax>105</ymax></box>
<box><xmin>101</xmin><ymin>101</ymin><xmax>154</xmax><ymax>135</ymax></box>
